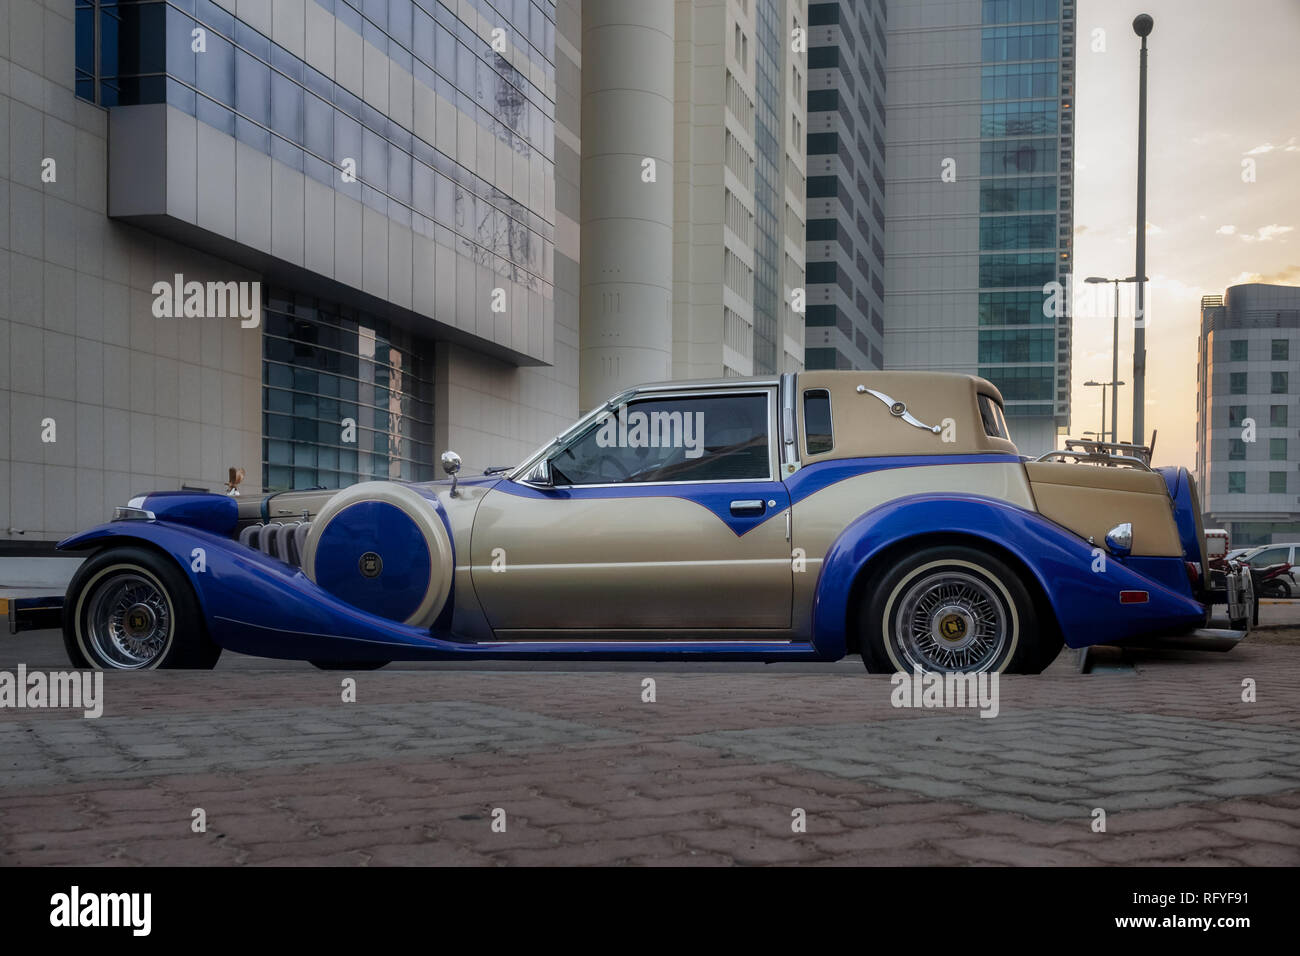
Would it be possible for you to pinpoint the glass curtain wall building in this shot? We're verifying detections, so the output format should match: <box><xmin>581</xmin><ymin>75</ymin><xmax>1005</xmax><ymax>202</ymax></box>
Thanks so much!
<box><xmin>804</xmin><ymin>0</ymin><xmax>888</xmax><ymax>371</ymax></box>
<box><xmin>64</xmin><ymin>0</ymin><xmax>578</xmax><ymax>499</ymax></box>
<box><xmin>884</xmin><ymin>0</ymin><xmax>1074</xmax><ymax>454</ymax></box>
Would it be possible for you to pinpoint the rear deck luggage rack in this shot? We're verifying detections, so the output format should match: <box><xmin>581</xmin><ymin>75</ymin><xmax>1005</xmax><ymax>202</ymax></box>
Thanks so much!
<box><xmin>1036</xmin><ymin>438</ymin><xmax>1154</xmax><ymax>470</ymax></box>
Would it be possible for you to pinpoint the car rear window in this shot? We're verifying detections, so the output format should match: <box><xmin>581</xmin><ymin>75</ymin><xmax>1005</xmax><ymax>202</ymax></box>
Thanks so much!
<box><xmin>978</xmin><ymin>394</ymin><xmax>1009</xmax><ymax>439</ymax></box>
<box><xmin>804</xmin><ymin>390</ymin><xmax>833</xmax><ymax>455</ymax></box>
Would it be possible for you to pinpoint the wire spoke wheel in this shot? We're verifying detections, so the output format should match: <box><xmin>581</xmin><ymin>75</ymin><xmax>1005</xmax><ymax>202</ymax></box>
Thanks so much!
<box><xmin>893</xmin><ymin>570</ymin><xmax>1008</xmax><ymax>673</ymax></box>
<box><xmin>85</xmin><ymin>572</ymin><xmax>172</xmax><ymax>669</ymax></box>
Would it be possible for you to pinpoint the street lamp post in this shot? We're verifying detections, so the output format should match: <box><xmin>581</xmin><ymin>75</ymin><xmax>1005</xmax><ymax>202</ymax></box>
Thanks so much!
<box><xmin>1084</xmin><ymin>380</ymin><xmax>1126</xmax><ymax>443</ymax></box>
<box><xmin>1085</xmin><ymin>275</ymin><xmax>1146</xmax><ymax>445</ymax></box>
<box><xmin>1132</xmin><ymin>14</ymin><xmax>1154</xmax><ymax>447</ymax></box>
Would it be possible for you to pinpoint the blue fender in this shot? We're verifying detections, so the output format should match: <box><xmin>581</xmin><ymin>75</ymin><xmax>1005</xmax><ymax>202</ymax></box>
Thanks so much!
<box><xmin>58</xmin><ymin>522</ymin><xmax>455</xmax><ymax>662</ymax></box>
<box><xmin>811</xmin><ymin>493</ymin><xmax>1207</xmax><ymax>655</ymax></box>
<box><xmin>1155</xmin><ymin>465</ymin><xmax>1204</xmax><ymax>570</ymax></box>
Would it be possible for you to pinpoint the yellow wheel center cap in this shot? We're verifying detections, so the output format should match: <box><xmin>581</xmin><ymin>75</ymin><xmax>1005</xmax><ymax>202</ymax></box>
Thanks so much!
<box><xmin>939</xmin><ymin>613</ymin><xmax>967</xmax><ymax>641</ymax></box>
<box><xmin>123</xmin><ymin>603</ymin><xmax>155</xmax><ymax>638</ymax></box>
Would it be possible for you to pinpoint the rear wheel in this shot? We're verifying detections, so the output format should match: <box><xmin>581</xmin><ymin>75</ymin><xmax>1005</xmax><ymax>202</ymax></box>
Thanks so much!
<box><xmin>860</xmin><ymin>545</ymin><xmax>1058</xmax><ymax>674</ymax></box>
<box><xmin>63</xmin><ymin>546</ymin><xmax>221</xmax><ymax>670</ymax></box>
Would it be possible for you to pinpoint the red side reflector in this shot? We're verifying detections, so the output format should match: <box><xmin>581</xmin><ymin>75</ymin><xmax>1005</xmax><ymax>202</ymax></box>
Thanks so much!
<box><xmin>1120</xmin><ymin>590</ymin><xmax>1149</xmax><ymax>604</ymax></box>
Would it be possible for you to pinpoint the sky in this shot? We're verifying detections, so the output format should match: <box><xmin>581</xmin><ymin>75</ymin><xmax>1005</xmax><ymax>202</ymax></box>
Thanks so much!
<box><xmin>1071</xmin><ymin>0</ymin><xmax>1300</xmax><ymax>468</ymax></box>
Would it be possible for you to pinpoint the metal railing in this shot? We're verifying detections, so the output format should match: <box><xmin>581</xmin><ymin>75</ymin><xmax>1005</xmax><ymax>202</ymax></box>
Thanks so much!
<box><xmin>1035</xmin><ymin>437</ymin><xmax>1155</xmax><ymax>470</ymax></box>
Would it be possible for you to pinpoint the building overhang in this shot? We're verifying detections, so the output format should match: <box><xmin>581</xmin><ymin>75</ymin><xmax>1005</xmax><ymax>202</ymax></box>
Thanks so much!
<box><xmin>108</xmin><ymin>103</ymin><xmax>551</xmax><ymax>368</ymax></box>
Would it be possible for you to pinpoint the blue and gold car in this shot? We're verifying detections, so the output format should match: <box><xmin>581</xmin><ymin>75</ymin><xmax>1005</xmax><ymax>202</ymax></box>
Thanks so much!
<box><xmin>55</xmin><ymin>371</ymin><xmax>1253</xmax><ymax>673</ymax></box>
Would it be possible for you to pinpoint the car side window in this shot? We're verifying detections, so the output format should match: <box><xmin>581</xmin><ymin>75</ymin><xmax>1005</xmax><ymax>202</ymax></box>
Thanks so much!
<box><xmin>804</xmin><ymin>389</ymin><xmax>833</xmax><ymax>455</ymax></box>
<box><xmin>1251</xmin><ymin>547</ymin><xmax>1287</xmax><ymax>566</ymax></box>
<box><xmin>549</xmin><ymin>393</ymin><xmax>771</xmax><ymax>485</ymax></box>
<box><xmin>978</xmin><ymin>395</ymin><xmax>1010</xmax><ymax>439</ymax></box>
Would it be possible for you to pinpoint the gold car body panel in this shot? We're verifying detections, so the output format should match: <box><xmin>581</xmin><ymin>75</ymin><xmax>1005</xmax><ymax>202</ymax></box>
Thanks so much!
<box><xmin>470</xmin><ymin>488</ymin><xmax>793</xmax><ymax>630</ymax></box>
<box><xmin>1024</xmin><ymin>461</ymin><xmax>1183</xmax><ymax>557</ymax></box>
<box><xmin>790</xmin><ymin>461</ymin><xmax>1039</xmax><ymax>613</ymax></box>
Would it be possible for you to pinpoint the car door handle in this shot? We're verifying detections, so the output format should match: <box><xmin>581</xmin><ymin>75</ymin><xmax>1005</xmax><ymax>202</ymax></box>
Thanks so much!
<box><xmin>730</xmin><ymin>499</ymin><xmax>766</xmax><ymax>517</ymax></box>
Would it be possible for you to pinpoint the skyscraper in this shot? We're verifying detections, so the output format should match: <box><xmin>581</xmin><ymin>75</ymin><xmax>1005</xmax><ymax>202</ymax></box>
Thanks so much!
<box><xmin>669</xmin><ymin>0</ymin><xmax>808</xmax><ymax>383</ymax></box>
<box><xmin>804</xmin><ymin>0</ymin><xmax>888</xmax><ymax>371</ymax></box>
<box><xmin>1196</xmin><ymin>284</ymin><xmax>1300</xmax><ymax>545</ymax></box>
<box><xmin>884</xmin><ymin>0</ymin><xmax>1075</xmax><ymax>454</ymax></box>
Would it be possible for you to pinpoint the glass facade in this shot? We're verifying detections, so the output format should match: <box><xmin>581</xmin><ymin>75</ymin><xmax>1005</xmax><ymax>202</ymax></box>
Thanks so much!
<box><xmin>263</xmin><ymin>289</ymin><xmax>436</xmax><ymax>490</ymax></box>
<box><xmin>75</xmin><ymin>0</ymin><xmax>556</xmax><ymax>294</ymax></box>
<box><xmin>77</xmin><ymin>0</ymin><xmax>559</xmax><ymax>491</ymax></box>
<box><xmin>977</xmin><ymin>0</ymin><xmax>1072</xmax><ymax>421</ymax></box>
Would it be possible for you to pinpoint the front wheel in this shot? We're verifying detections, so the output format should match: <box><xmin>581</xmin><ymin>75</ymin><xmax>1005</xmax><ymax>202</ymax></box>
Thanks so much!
<box><xmin>63</xmin><ymin>546</ymin><xmax>221</xmax><ymax>670</ymax></box>
<box><xmin>860</xmin><ymin>545</ymin><xmax>1057</xmax><ymax>674</ymax></box>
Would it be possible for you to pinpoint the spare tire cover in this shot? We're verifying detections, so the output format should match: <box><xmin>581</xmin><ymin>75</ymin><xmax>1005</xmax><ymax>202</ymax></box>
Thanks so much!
<box><xmin>301</xmin><ymin>482</ymin><xmax>453</xmax><ymax>627</ymax></box>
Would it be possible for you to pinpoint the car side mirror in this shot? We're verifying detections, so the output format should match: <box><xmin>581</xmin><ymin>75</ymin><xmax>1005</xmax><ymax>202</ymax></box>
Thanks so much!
<box><xmin>441</xmin><ymin>450</ymin><xmax>462</xmax><ymax>496</ymax></box>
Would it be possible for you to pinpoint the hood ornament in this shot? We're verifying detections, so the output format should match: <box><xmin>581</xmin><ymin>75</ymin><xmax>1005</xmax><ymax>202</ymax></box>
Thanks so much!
<box><xmin>857</xmin><ymin>386</ymin><xmax>942</xmax><ymax>434</ymax></box>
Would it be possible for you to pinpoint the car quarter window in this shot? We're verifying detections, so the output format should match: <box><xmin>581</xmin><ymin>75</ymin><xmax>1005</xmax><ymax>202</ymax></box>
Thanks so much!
<box><xmin>804</xmin><ymin>389</ymin><xmax>834</xmax><ymax>455</ymax></box>
<box><xmin>978</xmin><ymin>394</ymin><xmax>1010</xmax><ymax>439</ymax></box>
<box><xmin>549</xmin><ymin>392</ymin><xmax>772</xmax><ymax>485</ymax></box>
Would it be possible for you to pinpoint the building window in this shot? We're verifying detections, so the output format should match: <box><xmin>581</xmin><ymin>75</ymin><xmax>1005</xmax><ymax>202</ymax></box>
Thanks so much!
<box><xmin>978</xmin><ymin>253</ymin><xmax>1058</xmax><ymax>288</ymax></box>
<box><xmin>979</xmin><ymin>291</ymin><xmax>1056</xmax><ymax>325</ymax></box>
<box><xmin>1273</xmin><ymin>339</ymin><xmax>1290</xmax><ymax>361</ymax></box>
<box><xmin>1228</xmin><ymin>405</ymin><xmax>1247</xmax><ymax>427</ymax></box>
<box><xmin>1228</xmin><ymin>438</ymin><xmax>1247</xmax><ymax>461</ymax></box>
<box><xmin>1228</xmin><ymin>472</ymin><xmax>1246</xmax><ymax>494</ymax></box>
<box><xmin>1270</xmin><ymin>438</ymin><xmax>1288</xmax><ymax>461</ymax></box>
<box><xmin>979</xmin><ymin>215</ymin><xmax>1057</xmax><ymax>250</ymax></box>
<box><xmin>262</xmin><ymin>289</ymin><xmax>435</xmax><ymax>492</ymax></box>
<box><xmin>1270</xmin><ymin>472</ymin><xmax>1288</xmax><ymax>494</ymax></box>
<box><xmin>1230</xmin><ymin>372</ymin><xmax>1248</xmax><ymax>394</ymax></box>
<box><xmin>1229</xmin><ymin>339</ymin><xmax>1248</xmax><ymax>361</ymax></box>
<box><xmin>1271</xmin><ymin>405</ymin><xmax>1289</xmax><ymax>427</ymax></box>
<box><xmin>978</xmin><ymin>328</ymin><xmax>1055</xmax><ymax>362</ymax></box>
<box><xmin>1272</xmin><ymin>371</ymin><xmax>1289</xmax><ymax>394</ymax></box>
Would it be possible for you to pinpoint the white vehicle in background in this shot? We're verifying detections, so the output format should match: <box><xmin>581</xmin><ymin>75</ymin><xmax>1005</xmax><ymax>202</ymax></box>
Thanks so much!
<box><xmin>1240</xmin><ymin>543</ymin><xmax>1300</xmax><ymax>598</ymax></box>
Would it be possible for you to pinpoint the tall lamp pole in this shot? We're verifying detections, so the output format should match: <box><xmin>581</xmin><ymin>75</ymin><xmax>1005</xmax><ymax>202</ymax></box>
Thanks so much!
<box><xmin>1084</xmin><ymin>380</ymin><xmax>1126</xmax><ymax>443</ymax></box>
<box><xmin>1132</xmin><ymin>14</ymin><xmax>1154</xmax><ymax>446</ymax></box>
<box><xmin>1085</xmin><ymin>275</ymin><xmax>1145</xmax><ymax>445</ymax></box>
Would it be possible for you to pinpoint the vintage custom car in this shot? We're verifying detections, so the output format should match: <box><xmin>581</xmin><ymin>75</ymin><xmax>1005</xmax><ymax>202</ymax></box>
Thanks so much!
<box><xmin>51</xmin><ymin>371</ymin><xmax>1254</xmax><ymax>673</ymax></box>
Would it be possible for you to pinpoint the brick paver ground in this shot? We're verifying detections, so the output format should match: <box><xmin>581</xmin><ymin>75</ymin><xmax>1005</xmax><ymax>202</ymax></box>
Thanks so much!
<box><xmin>2</xmin><ymin>610</ymin><xmax>1299</xmax><ymax>866</ymax></box>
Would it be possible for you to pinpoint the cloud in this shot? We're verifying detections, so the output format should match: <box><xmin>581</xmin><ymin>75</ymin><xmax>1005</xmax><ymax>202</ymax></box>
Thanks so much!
<box><xmin>1255</xmin><ymin>224</ymin><xmax>1294</xmax><ymax>241</ymax></box>
<box><xmin>1217</xmin><ymin>224</ymin><xmax>1294</xmax><ymax>242</ymax></box>
<box><xmin>1244</xmin><ymin>136</ymin><xmax>1300</xmax><ymax>155</ymax></box>
<box><xmin>1229</xmin><ymin>264</ymin><xmax>1300</xmax><ymax>286</ymax></box>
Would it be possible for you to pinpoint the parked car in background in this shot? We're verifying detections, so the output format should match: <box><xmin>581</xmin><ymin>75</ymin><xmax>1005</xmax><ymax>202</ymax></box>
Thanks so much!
<box><xmin>48</xmin><ymin>371</ymin><xmax>1254</xmax><ymax>674</ymax></box>
<box><xmin>1240</xmin><ymin>543</ymin><xmax>1300</xmax><ymax>597</ymax></box>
